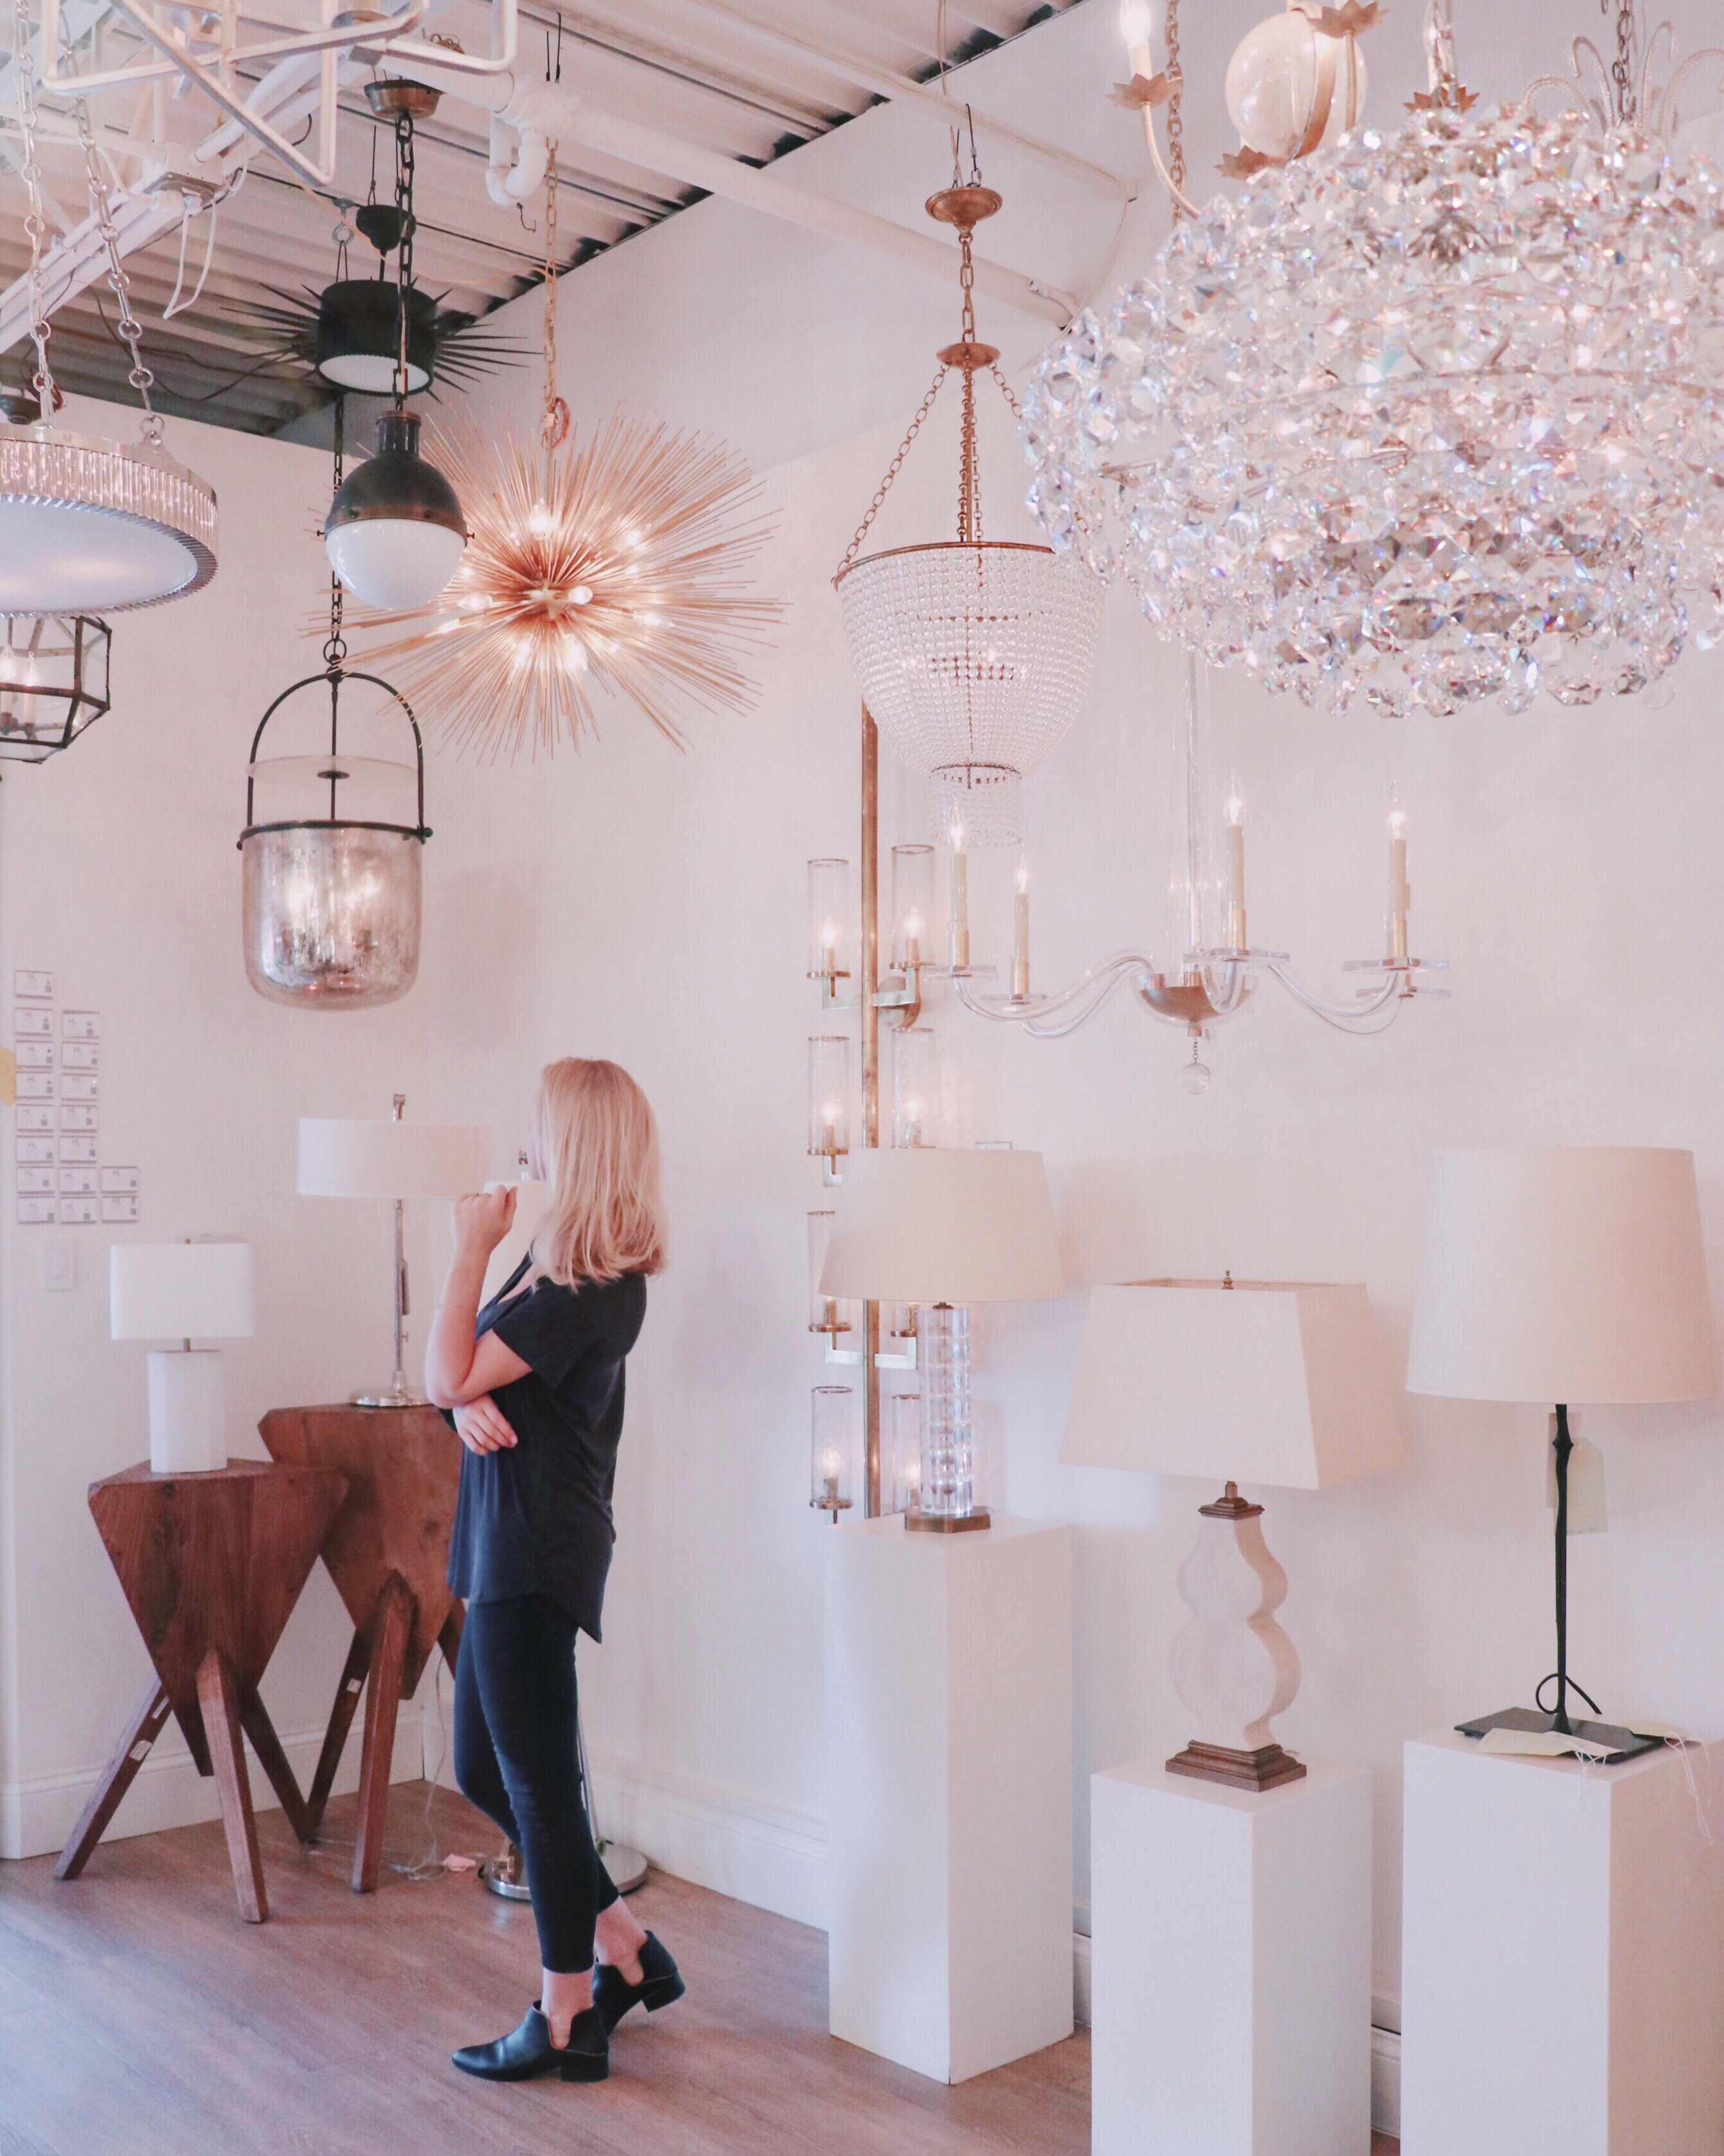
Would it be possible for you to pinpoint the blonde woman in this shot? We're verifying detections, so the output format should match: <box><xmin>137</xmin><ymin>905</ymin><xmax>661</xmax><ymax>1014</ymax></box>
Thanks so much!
<box><xmin>427</xmin><ymin>1058</ymin><xmax>682</xmax><ymax>2084</ymax></box>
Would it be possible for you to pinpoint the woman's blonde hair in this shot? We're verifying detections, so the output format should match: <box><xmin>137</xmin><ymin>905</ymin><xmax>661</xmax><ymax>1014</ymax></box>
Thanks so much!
<box><xmin>530</xmin><ymin>1058</ymin><xmax>667</xmax><ymax>1287</ymax></box>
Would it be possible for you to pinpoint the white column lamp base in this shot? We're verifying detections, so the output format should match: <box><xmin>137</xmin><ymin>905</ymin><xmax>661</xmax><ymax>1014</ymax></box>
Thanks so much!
<box><xmin>146</xmin><ymin>1348</ymin><xmax>228</xmax><ymax>1475</ymax></box>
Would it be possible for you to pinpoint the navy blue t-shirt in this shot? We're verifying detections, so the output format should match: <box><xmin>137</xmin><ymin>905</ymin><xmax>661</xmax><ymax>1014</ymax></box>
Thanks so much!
<box><xmin>445</xmin><ymin>1255</ymin><xmax>647</xmax><ymax>1641</ymax></box>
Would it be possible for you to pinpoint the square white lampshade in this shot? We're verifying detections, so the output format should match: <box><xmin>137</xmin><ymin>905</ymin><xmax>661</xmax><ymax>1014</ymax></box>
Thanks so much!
<box><xmin>1061</xmin><ymin>1279</ymin><xmax>1400</xmax><ymax>1490</ymax></box>
<box><xmin>298</xmin><ymin>1117</ymin><xmax>492</xmax><ymax>1198</ymax></box>
<box><xmin>818</xmin><ymin>1146</ymin><xmax>1063</xmax><ymax>1305</ymax></box>
<box><xmin>110</xmin><ymin>1241</ymin><xmax>257</xmax><ymax>1342</ymax></box>
<box><xmin>1407</xmin><ymin>1148</ymin><xmax>1720</xmax><ymax>1405</ymax></box>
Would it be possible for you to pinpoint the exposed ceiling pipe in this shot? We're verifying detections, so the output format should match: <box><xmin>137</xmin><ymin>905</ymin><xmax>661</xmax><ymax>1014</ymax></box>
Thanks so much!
<box><xmin>387</xmin><ymin>55</ymin><xmax>1075</xmax><ymax>325</ymax></box>
<box><xmin>664</xmin><ymin>0</ymin><xmax>1127</xmax><ymax>201</ymax></box>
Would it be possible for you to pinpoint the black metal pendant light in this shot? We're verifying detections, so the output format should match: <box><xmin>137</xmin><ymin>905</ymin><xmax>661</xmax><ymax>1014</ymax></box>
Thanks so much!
<box><xmin>323</xmin><ymin>87</ymin><xmax>466</xmax><ymax>614</ymax></box>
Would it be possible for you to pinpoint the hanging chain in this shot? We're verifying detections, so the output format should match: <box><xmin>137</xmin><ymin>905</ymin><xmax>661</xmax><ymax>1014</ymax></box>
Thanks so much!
<box><xmin>956</xmin><ymin>221</ymin><xmax>982</xmax><ymax>544</ymax></box>
<box><xmin>325</xmin><ymin>395</ymin><xmax>346</xmax><ymax>676</ymax></box>
<box><xmin>539</xmin><ymin>146</ymin><xmax>569</xmax><ymax>489</ymax></box>
<box><xmin>10</xmin><ymin>0</ymin><xmax>55</xmax><ymax>413</ymax></box>
<box><xmin>837</xmin><ymin>364</ymin><xmax>948</xmax><ymax>575</ymax></box>
<box><xmin>1607</xmin><ymin>0</ymin><xmax>1637</xmax><ymax>123</ymax></box>
<box><xmin>393</xmin><ymin>108</ymin><xmax>415</xmax><ymax>406</ymax></box>
<box><xmin>1164</xmin><ymin>0</ymin><xmax>1186</xmax><ymax>213</ymax></box>
<box><xmin>73</xmin><ymin>98</ymin><xmax>159</xmax><ymax>437</ymax></box>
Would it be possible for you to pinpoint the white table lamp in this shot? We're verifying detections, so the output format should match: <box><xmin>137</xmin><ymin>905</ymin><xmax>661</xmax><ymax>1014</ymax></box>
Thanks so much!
<box><xmin>298</xmin><ymin>1093</ymin><xmax>491</xmax><ymax>1407</ymax></box>
<box><xmin>110</xmin><ymin>1241</ymin><xmax>258</xmax><ymax>1475</ymax></box>
<box><xmin>1063</xmin><ymin>1277</ymin><xmax>1399</xmax><ymax>1790</ymax></box>
<box><xmin>820</xmin><ymin>1146</ymin><xmax>1063</xmax><ymax>1531</ymax></box>
<box><xmin>1407</xmin><ymin>1146</ymin><xmax>1718</xmax><ymax>1760</ymax></box>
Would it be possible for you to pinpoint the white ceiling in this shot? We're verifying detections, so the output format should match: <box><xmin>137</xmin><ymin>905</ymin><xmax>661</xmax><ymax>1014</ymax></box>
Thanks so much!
<box><xmin>0</xmin><ymin>0</ymin><xmax>1090</xmax><ymax>432</ymax></box>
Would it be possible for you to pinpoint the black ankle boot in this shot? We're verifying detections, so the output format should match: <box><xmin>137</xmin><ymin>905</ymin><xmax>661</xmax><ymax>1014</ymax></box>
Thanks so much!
<box><xmin>452</xmin><ymin>2002</ymin><xmax>610</xmax><ymax>2083</ymax></box>
<box><xmin>594</xmin><ymin>1933</ymin><xmax>686</xmax><ymax>2033</ymax></box>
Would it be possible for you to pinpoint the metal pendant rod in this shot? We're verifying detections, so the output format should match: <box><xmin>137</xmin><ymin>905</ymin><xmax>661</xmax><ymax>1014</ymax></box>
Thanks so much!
<box><xmin>392</xmin><ymin>1195</ymin><xmax>409</xmax><ymax>1402</ymax></box>
<box><xmin>861</xmin><ymin>702</ymin><xmax>882</xmax><ymax>1518</ymax></box>
<box><xmin>1552</xmin><ymin>1402</ymin><xmax>1573</xmax><ymax>1733</ymax></box>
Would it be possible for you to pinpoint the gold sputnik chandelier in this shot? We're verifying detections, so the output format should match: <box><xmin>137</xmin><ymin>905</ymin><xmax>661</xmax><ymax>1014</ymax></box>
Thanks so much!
<box><xmin>347</xmin><ymin>161</ymin><xmax>777</xmax><ymax>760</ymax></box>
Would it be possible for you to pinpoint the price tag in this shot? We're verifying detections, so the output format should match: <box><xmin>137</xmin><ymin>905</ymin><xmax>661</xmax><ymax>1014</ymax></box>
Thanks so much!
<box><xmin>57</xmin><ymin>1135</ymin><xmax>96</xmax><ymax>1164</ymax></box>
<box><xmin>16</xmin><ymin>1197</ymin><xmax>54</xmax><ymax>1224</ymax></box>
<box><xmin>15</xmin><ymin>1073</ymin><xmax>53</xmax><ymax>1100</ymax></box>
<box><xmin>15</xmin><ymin>1167</ymin><xmax>52</xmax><ymax>1196</ymax></box>
<box><xmin>15</xmin><ymin>1042</ymin><xmax>51</xmax><ymax>1069</ymax></box>
<box><xmin>58</xmin><ymin>1103</ymin><xmax>96</xmax><ymax>1133</ymax></box>
<box><xmin>13</xmin><ymin>1009</ymin><xmax>50</xmax><ymax>1039</ymax></box>
<box><xmin>61</xmin><ymin>1011</ymin><xmax>98</xmax><ymax>1042</ymax></box>
<box><xmin>61</xmin><ymin>1042</ymin><xmax>97</xmax><ymax>1071</ymax></box>
<box><xmin>99</xmin><ymin>1166</ymin><xmax>139</xmax><ymax>1194</ymax></box>
<box><xmin>58</xmin><ymin>1196</ymin><xmax>97</xmax><ymax>1226</ymax></box>
<box><xmin>14</xmin><ymin>1137</ymin><xmax>53</xmax><ymax>1164</ymax></box>
<box><xmin>58</xmin><ymin>1167</ymin><xmax>97</xmax><ymax>1196</ymax></box>
<box><xmin>13</xmin><ymin>972</ymin><xmax>53</xmax><ymax>1001</ymax></box>
<box><xmin>100</xmin><ymin>1193</ymin><xmax>139</xmax><ymax>1225</ymax></box>
<box><xmin>16</xmin><ymin>1106</ymin><xmax>52</xmax><ymax>1133</ymax></box>
<box><xmin>60</xmin><ymin>1076</ymin><xmax>97</xmax><ymax>1103</ymax></box>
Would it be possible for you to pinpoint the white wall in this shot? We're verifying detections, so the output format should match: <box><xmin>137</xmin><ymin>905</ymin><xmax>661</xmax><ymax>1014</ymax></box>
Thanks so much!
<box><xmin>0</xmin><ymin>396</ymin><xmax>446</xmax><ymax>1856</ymax></box>
<box><xmin>413</xmin><ymin>0</ymin><xmax>1724</xmax><ymax>2020</ymax></box>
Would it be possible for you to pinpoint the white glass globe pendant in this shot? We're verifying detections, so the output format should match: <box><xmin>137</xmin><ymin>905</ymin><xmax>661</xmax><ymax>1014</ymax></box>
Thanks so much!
<box><xmin>1</xmin><ymin>30</ymin><xmax>217</xmax><ymax>614</ymax></box>
<box><xmin>324</xmin><ymin>93</ymin><xmax>464</xmax><ymax>615</ymax></box>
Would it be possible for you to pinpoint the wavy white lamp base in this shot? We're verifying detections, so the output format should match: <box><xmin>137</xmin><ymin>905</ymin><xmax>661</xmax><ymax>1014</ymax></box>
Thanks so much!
<box><xmin>1165</xmin><ymin>1483</ymin><xmax>1306</xmax><ymax>1793</ymax></box>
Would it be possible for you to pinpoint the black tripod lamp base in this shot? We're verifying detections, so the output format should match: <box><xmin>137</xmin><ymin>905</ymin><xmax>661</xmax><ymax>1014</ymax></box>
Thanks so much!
<box><xmin>1457</xmin><ymin>1704</ymin><xmax>1664</xmax><ymax>1766</ymax></box>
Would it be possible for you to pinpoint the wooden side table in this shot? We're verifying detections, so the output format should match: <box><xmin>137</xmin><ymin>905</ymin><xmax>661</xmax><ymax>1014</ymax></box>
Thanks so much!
<box><xmin>56</xmin><ymin>1459</ymin><xmax>348</xmax><ymax>1923</ymax></box>
<box><xmin>258</xmin><ymin>1405</ymin><xmax>463</xmax><ymax>1892</ymax></box>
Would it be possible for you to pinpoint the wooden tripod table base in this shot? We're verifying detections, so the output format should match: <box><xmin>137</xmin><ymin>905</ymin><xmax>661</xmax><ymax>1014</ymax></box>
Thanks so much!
<box><xmin>56</xmin><ymin>1459</ymin><xmax>348</xmax><ymax>1923</ymax></box>
<box><xmin>260</xmin><ymin>1405</ymin><xmax>463</xmax><ymax>1893</ymax></box>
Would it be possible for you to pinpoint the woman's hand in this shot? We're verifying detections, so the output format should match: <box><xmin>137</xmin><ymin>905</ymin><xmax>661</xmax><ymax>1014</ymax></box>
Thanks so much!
<box><xmin>453</xmin><ymin>1394</ymin><xmax>518</xmax><ymax>1455</ymax></box>
<box><xmin>452</xmin><ymin>1184</ymin><xmax>516</xmax><ymax>1260</ymax></box>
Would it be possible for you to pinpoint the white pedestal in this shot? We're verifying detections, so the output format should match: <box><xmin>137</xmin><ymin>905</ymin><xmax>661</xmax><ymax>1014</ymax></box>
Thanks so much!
<box><xmin>1091</xmin><ymin>1758</ymin><xmax>1373</xmax><ymax>2156</ymax></box>
<box><xmin>146</xmin><ymin>1348</ymin><xmax>226</xmax><ymax>1474</ymax></box>
<box><xmin>1401</xmin><ymin>1729</ymin><xmax>1724</xmax><ymax>2155</ymax></box>
<box><xmin>825</xmin><ymin>1515</ymin><xmax>1073</xmax><ymax>2084</ymax></box>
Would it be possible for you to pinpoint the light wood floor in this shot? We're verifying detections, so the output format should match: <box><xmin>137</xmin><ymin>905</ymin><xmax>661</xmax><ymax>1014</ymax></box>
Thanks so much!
<box><xmin>0</xmin><ymin>1782</ymin><xmax>1397</xmax><ymax>2154</ymax></box>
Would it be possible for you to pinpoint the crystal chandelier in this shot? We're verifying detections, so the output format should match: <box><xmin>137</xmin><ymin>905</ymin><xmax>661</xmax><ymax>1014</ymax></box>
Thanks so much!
<box><xmin>1024</xmin><ymin>0</ymin><xmax>1724</xmax><ymax>717</ymax></box>
<box><xmin>834</xmin><ymin>148</ymin><xmax>1103</xmax><ymax>847</ymax></box>
<box><xmin>346</xmin><ymin>162</ymin><xmax>777</xmax><ymax>760</ymax></box>
<box><xmin>0</xmin><ymin>0</ymin><xmax>216</xmax><ymax>615</ymax></box>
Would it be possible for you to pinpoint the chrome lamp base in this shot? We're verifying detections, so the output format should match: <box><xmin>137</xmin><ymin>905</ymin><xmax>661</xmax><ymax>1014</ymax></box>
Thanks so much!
<box><xmin>480</xmin><ymin>1840</ymin><xmax>650</xmax><ymax>1899</ymax></box>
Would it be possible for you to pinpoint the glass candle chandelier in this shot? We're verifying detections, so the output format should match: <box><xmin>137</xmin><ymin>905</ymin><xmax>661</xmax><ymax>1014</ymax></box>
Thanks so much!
<box><xmin>1027</xmin><ymin>0</ymin><xmax>1724</xmax><ymax>717</ymax></box>
<box><xmin>833</xmin><ymin>139</ymin><xmax>1103</xmax><ymax>848</ymax></box>
<box><xmin>809</xmin><ymin>1385</ymin><xmax>857</xmax><ymax>1522</ymax></box>
<box><xmin>240</xmin><ymin>408</ymin><xmax>430</xmax><ymax>1010</ymax></box>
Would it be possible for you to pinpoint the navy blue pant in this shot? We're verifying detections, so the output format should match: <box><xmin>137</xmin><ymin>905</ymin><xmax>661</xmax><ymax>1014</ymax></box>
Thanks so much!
<box><xmin>452</xmin><ymin>1593</ymin><xmax>618</xmax><ymax>1974</ymax></box>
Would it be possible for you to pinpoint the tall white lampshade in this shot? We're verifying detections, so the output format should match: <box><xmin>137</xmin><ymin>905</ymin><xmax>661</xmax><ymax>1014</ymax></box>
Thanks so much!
<box><xmin>1063</xmin><ymin>1278</ymin><xmax>1399</xmax><ymax>1791</ymax></box>
<box><xmin>821</xmin><ymin>1147</ymin><xmax>1062</xmax><ymax>1531</ymax></box>
<box><xmin>1407</xmin><ymin>1147</ymin><xmax>1719</xmax><ymax>1759</ymax></box>
<box><xmin>298</xmin><ymin>1096</ymin><xmax>491</xmax><ymax>1407</ymax></box>
<box><xmin>110</xmin><ymin>1241</ymin><xmax>257</xmax><ymax>1476</ymax></box>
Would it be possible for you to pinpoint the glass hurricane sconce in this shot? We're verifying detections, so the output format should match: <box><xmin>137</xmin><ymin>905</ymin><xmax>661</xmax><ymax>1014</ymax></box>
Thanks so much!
<box><xmin>809</xmin><ymin>1385</ymin><xmax>856</xmax><ymax>1522</ymax></box>
<box><xmin>806</xmin><ymin>1035</ymin><xmax>851</xmax><ymax>1185</ymax></box>
<box><xmin>892</xmin><ymin>1026</ymin><xmax>937</xmax><ymax>1150</ymax></box>
<box><xmin>889</xmin><ymin>1391</ymin><xmax>924</xmax><ymax>1516</ymax></box>
<box><xmin>239</xmin><ymin>669</ymin><xmax>430</xmax><ymax>1010</ymax></box>
<box><xmin>0</xmin><ymin>614</ymin><xmax>110</xmax><ymax>763</ymax></box>
<box><xmin>807</xmin><ymin>858</ymin><xmax>851</xmax><ymax>989</ymax></box>
<box><xmin>807</xmin><ymin>1209</ymin><xmax>853</xmax><ymax>1347</ymax></box>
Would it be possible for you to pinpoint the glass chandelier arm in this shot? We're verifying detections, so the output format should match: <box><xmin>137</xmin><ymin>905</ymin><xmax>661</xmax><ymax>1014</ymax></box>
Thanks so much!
<box><xmin>955</xmin><ymin>949</ymin><xmax>1156</xmax><ymax>1026</ymax></box>
<box><xmin>1258</xmin><ymin>954</ymin><xmax>1408</xmax><ymax>1030</ymax></box>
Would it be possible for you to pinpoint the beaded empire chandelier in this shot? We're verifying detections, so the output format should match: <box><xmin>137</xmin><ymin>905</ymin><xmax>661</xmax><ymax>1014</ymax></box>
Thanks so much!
<box><xmin>835</xmin><ymin>166</ymin><xmax>1103</xmax><ymax>847</ymax></box>
<box><xmin>1024</xmin><ymin>0</ymin><xmax>1724</xmax><ymax>717</ymax></box>
<box><xmin>347</xmin><ymin>165</ymin><xmax>777</xmax><ymax>760</ymax></box>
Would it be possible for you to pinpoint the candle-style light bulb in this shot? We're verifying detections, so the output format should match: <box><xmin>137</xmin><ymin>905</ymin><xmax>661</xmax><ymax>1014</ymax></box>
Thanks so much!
<box><xmin>1387</xmin><ymin>782</ymin><xmax>1410</xmax><ymax>963</ymax></box>
<box><xmin>947</xmin><ymin>808</ymin><xmax>970</xmax><ymax>973</ymax></box>
<box><xmin>1012</xmin><ymin>851</ymin><xmax>1031</xmax><ymax>1001</ymax></box>
<box><xmin>527</xmin><ymin>499</ymin><xmax>554</xmax><ymax>538</ymax></box>
<box><xmin>1224</xmin><ymin>773</ymin><xmax>1247</xmax><ymax>954</ymax></box>
<box><xmin>0</xmin><ymin>645</ymin><xmax>15</xmax><ymax>684</ymax></box>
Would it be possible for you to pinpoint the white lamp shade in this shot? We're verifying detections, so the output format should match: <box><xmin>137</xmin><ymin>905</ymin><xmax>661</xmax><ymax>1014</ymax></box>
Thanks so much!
<box><xmin>1061</xmin><ymin>1279</ymin><xmax>1400</xmax><ymax>1490</ymax></box>
<box><xmin>110</xmin><ymin>1241</ymin><xmax>257</xmax><ymax>1342</ymax></box>
<box><xmin>818</xmin><ymin>1146</ymin><xmax>1063</xmax><ymax>1305</ymax></box>
<box><xmin>298</xmin><ymin>1116</ymin><xmax>492</xmax><ymax>1199</ymax></box>
<box><xmin>1406</xmin><ymin>1147</ymin><xmax>1720</xmax><ymax>1405</ymax></box>
<box><xmin>326</xmin><ymin>518</ymin><xmax>464</xmax><ymax>613</ymax></box>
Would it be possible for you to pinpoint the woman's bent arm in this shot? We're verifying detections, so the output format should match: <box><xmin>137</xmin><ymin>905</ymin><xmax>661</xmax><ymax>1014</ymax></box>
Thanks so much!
<box><xmin>426</xmin><ymin>1188</ymin><xmax>532</xmax><ymax>1409</ymax></box>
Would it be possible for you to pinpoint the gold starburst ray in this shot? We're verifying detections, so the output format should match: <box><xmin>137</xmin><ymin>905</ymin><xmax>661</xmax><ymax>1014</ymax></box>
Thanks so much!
<box><xmin>344</xmin><ymin>407</ymin><xmax>780</xmax><ymax>763</ymax></box>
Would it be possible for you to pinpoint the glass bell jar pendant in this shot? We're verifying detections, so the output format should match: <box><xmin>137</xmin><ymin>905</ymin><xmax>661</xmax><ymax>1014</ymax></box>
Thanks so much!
<box><xmin>239</xmin><ymin>664</ymin><xmax>430</xmax><ymax>1010</ymax></box>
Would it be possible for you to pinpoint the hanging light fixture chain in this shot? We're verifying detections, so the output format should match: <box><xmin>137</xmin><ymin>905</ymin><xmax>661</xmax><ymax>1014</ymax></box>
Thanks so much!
<box><xmin>394</xmin><ymin>108</ymin><xmax>416</xmax><ymax>407</ymax></box>
<box><xmin>539</xmin><ymin>148</ymin><xmax>568</xmax><ymax>488</ymax></box>
<box><xmin>10</xmin><ymin>0</ymin><xmax>55</xmax><ymax>415</ymax></box>
<box><xmin>1609</xmin><ymin>0</ymin><xmax>1637</xmax><ymax>123</ymax></box>
<box><xmin>73</xmin><ymin>97</ymin><xmax>158</xmax><ymax>437</ymax></box>
<box><xmin>837</xmin><ymin>364</ymin><xmax>949</xmax><ymax>575</ymax></box>
<box><xmin>325</xmin><ymin>395</ymin><xmax>346</xmax><ymax>675</ymax></box>
<box><xmin>1165</xmin><ymin>0</ymin><xmax>1185</xmax><ymax>212</ymax></box>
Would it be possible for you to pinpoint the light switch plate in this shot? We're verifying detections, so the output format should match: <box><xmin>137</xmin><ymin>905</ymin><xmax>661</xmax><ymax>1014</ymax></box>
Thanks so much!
<box><xmin>39</xmin><ymin>1237</ymin><xmax>75</xmax><ymax>1292</ymax></box>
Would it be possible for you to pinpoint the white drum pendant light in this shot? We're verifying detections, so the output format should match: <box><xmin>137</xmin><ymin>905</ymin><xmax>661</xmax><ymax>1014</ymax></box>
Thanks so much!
<box><xmin>2</xmin><ymin>17</ymin><xmax>217</xmax><ymax>613</ymax></box>
<box><xmin>324</xmin><ymin>90</ymin><xmax>464</xmax><ymax>615</ymax></box>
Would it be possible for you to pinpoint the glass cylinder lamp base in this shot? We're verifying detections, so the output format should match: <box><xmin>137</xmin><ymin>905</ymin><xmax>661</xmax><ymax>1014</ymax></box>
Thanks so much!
<box><xmin>904</xmin><ymin>1505</ymin><xmax>991</xmax><ymax>1533</ymax></box>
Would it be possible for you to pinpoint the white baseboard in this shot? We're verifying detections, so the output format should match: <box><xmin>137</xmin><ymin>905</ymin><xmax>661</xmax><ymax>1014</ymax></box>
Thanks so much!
<box><xmin>1371</xmin><ymin>2026</ymin><xmax>1401</xmax><ymax>2139</ymax></box>
<box><xmin>0</xmin><ymin>1703</ymin><xmax>427</xmax><ymax>1862</ymax></box>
